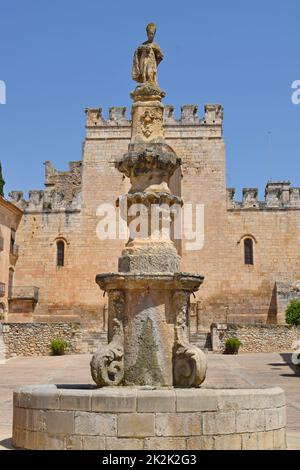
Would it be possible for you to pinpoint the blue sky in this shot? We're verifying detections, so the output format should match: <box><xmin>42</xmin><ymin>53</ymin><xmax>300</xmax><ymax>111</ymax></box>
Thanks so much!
<box><xmin>0</xmin><ymin>0</ymin><xmax>299</xmax><ymax>200</ymax></box>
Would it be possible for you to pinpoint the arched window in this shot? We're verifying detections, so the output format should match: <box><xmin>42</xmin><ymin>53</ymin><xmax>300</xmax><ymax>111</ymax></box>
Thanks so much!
<box><xmin>56</xmin><ymin>241</ymin><xmax>65</xmax><ymax>267</ymax></box>
<box><xmin>244</xmin><ymin>238</ymin><xmax>254</xmax><ymax>265</ymax></box>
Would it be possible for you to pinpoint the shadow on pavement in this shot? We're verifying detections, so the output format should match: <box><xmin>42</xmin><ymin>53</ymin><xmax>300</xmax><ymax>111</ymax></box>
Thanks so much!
<box><xmin>279</xmin><ymin>374</ymin><xmax>300</xmax><ymax>378</ymax></box>
<box><xmin>0</xmin><ymin>438</ymin><xmax>14</xmax><ymax>450</ymax></box>
<box><xmin>276</xmin><ymin>353</ymin><xmax>300</xmax><ymax>377</ymax></box>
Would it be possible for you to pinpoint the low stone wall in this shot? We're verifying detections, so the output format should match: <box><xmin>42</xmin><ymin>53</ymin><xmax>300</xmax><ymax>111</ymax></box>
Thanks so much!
<box><xmin>211</xmin><ymin>323</ymin><xmax>300</xmax><ymax>353</ymax></box>
<box><xmin>0</xmin><ymin>324</ymin><xmax>6</xmax><ymax>362</ymax></box>
<box><xmin>1</xmin><ymin>322</ymin><xmax>109</xmax><ymax>358</ymax></box>
<box><xmin>3</xmin><ymin>322</ymin><xmax>300</xmax><ymax>357</ymax></box>
<box><xmin>12</xmin><ymin>385</ymin><xmax>286</xmax><ymax>450</ymax></box>
<box><xmin>2</xmin><ymin>323</ymin><xmax>82</xmax><ymax>357</ymax></box>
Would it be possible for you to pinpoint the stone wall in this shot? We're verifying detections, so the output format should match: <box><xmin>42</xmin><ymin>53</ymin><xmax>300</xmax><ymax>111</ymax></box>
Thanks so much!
<box><xmin>2</xmin><ymin>323</ymin><xmax>82</xmax><ymax>357</ymax></box>
<box><xmin>211</xmin><ymin>323</ymin><xmax>300</xmax><ymax>353</ymax></box>
<box><xmin>3</xmin><ymin>321</ymin><xmax>300</xmax><ymax>357</ymax></box>
<box><xmin>1</xmin><ymin>322</ymin><xmax>109</xmax><ymax>358</ymax></box>
<box><xmin>0</xmin><ymin>324</ymin><xmax>6</xmax><ymax>362</ymax></box>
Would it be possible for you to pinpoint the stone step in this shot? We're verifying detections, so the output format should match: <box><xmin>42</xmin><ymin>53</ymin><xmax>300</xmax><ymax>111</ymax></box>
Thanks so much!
<box><xmin>190</xmin><ymin>332</ymin><xmax>212</xmax><ymax>351</ymax></box>
<box><xmin>76</xmin><ymin>330</ymin><xmax>107</xmax><ymax>354</ymax></box>
<box><xmin>81</xmin><ymin>333</ymin><xmax>107</xmax><ymax>339</ymax></box>
<box><xmin>77</xmin><ymin>329</ymin><xmax>212</xmax><ymax>354</ymax></box>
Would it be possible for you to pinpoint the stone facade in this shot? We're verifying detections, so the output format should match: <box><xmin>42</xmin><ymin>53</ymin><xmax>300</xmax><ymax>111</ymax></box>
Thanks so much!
<box><xmin>12</xmin><ymin>385</ymin><xmax>286</xmax><ymax>450</ymax></box>
<box><xmin>211</xmin><ymin>323</ymin><xmax>300</xmax><ymax>353</ymax></box>
<box><xmin>7</xmin><ymin>104</ymin><xmax>300</xmax><ymax>328</ymax></box>
<box><xmin>0</xmin><ymin>196</ymin><xmax>23</xmax><ymax>320</ymax></box>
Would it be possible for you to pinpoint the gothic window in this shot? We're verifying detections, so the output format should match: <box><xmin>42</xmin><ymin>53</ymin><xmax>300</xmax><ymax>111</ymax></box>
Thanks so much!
<box><xmin>244</xmin><ymin>238</ymin><xmax>254</xmax><ymax>265</ymax></box>
<box><xmin>56</xmin><ymin>241</ymin><xmax>65</xmax><ymax>267</ymax></box>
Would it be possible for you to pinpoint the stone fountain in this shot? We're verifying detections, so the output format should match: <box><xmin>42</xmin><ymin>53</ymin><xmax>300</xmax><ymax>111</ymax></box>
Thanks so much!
<box><xmin>12</xmin><ymin>24</ymin><xmax>287</xmax><ymax>450</ymax></box>
<box><xmin>90</xmin><ymin>21</ymin><xmax>206</xmax><ymax>390</ymax></box>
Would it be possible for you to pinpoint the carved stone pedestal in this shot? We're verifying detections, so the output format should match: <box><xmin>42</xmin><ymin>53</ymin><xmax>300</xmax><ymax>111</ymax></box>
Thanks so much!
<box><xmin>91</xmin><ymin>273</ymin><xmax>206</xmax><ymax>387</ymax></box>
<box><xmin>130</xmin><ymin>81</ymin><xmax>166</xmax><ymax>145</ymax></box>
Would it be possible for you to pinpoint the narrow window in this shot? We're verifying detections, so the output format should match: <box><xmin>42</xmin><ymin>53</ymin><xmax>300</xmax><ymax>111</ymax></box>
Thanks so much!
<box><xmin>244</xmin><ymin>238</ymin><xmax>254</xmax><ymax>265</ymax></box>
<box><xmin>8</xmin><ymin>268</ymin><xmax>14</xmax><ymax>298</ymax></box>
<box><xmin>10</xmin><ymin>229</ymin><xmax>16</xmax><ymax>254</ymax></box>
<box><xmin>56</xmin><ymin>241</ymin><xmax>65</xmax><ymax>267</ymax></box>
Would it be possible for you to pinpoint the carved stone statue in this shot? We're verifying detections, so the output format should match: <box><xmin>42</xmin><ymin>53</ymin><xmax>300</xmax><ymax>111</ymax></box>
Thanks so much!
<box><xmin>90</xmin><ymin>290</ymin><xmax>125</xmax><ymax>386</ymax></box>
<box><xmin>292</xmin><ymin>339</ymin><xmax>300</xmax><ymax>366</ymax></box>
<box><xmin>172</xmin><ymin>291</ymin><xmax>207</xmax><ymax>387</ymax></box>
<box><xmin>132</xmin><ymin>23</ymin><xmax>163</xmax><ymax>86</ymax></box>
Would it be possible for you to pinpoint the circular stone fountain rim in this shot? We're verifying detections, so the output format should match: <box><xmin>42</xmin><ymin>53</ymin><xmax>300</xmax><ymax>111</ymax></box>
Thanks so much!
<box><xmin>95</xmin><ymin>272</ymin><xmax>204</xmax><ymax>291</ymax></box>
<box><xmin>12</xmin><ymin>384</ymin><xmax>286</xmax><ymax>450</ymax></box>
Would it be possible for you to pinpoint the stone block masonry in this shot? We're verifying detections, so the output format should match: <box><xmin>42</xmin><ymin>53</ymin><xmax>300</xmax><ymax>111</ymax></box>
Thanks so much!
<box><xmin>9</xmin><ymin>100</ymin><xmax>300</xmax><ymax>329</ymax></box>
<box><xmin>12</xmin><ymin>385</ymin><xmax>286</xmax><ymax>450</ymax></box>
<box><xmin>9</xmin><ymin>160</ymin><xmax>82</xmax><ymax>213</ymax></box>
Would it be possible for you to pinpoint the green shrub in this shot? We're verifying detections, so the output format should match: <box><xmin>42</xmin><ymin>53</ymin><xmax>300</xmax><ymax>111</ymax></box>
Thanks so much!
<box><xmin>286</xmin><ymin>299</ymin><xmax>300</xmax><ymax>326</ymax></box>
<box><xmin>224</xmin><ymin>337</ymin><xmax>242</xmax><ymax>354</ymax></box>
<box><xmin>50</xmin><ymin>339</ymin><xmax>69</xmax><ymax>356</ymax></box>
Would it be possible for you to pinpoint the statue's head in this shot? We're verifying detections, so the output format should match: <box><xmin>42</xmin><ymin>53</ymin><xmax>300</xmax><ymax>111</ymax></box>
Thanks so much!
<box><xmin>146</xmin><ymin>22</ymin><xmax>156</xmax><ymax>42</ymax></box>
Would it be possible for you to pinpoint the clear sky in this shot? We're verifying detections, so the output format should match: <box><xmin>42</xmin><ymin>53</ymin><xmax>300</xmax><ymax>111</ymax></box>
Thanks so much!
<box><xmin>0</xmin><ymin>0</ymin><xmax>299</xmax><ymax>200</ymax></box>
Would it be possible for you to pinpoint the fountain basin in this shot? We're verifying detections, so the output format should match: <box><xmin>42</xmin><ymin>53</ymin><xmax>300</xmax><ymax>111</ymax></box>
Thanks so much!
<box><xmin>12</xmin><ymin>385</ymin><xmax>286</xmax><ymax>450</ymax></box>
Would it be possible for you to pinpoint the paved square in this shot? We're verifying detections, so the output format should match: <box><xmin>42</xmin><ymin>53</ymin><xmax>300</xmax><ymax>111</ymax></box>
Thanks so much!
<box><xmin>0</xmin><ymin>352</ymin><xmax>299</xmax><ymax>450</ymax></box>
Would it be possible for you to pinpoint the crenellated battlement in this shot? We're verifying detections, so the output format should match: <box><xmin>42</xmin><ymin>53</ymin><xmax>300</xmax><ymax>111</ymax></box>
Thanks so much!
<box><xmin>227</xmin><ymin>181</ymin><xmax>300</xmax><ymax>210</ymax></box>
<box><xmin>85</xmin><ymin>107</ymin><xmax>130</xmax><ymax>126</ymax></box>
<box><xmin>9</xmin><ymin>161</ymin><xmax>82</xmax><ymax>213</ymax></box>
<box><xmin>85</xmin><ymin>104</ymin><xmax>224</xmax><ymax>141</ymax></box>
<box><xmin>85</xmin><ymin>104</ymin><xmax>224</xmax><ymax>127</ymax></box>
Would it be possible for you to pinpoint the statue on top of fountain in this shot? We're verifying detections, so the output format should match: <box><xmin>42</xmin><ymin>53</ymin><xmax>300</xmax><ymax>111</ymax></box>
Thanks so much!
<box><xmin>132</xmin><ymin>22</ymin><xmax>163</xmax><ymax>87</ymax></box>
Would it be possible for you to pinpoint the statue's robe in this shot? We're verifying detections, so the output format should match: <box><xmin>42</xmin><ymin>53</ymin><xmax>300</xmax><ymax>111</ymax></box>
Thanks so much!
<box><xmin>132</xmin><ymin>41</ymin><xmax>163</xmax><ymax>84</ymax></box>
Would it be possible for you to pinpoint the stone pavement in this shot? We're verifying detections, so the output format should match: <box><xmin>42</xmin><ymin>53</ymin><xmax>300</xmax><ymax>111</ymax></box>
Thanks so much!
<box><xmin>0</xmin><ymin>352</ymin><xmax>299</xmax><ymax>450</ymax></box>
